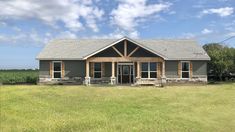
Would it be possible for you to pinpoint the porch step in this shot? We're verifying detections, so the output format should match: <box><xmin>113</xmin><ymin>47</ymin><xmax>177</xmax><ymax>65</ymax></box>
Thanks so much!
<box><xmin>136</xmin><ymin>79</ymin><xmax>163</xmax><ymax>87</ymax></box>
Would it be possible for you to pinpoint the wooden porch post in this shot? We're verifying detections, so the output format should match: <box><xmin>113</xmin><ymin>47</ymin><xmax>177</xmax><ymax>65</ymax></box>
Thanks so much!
<box><xmin>86</xmin><ymin>60</ymin><xmax>89</xmax><ymax>77</ymax></box>
<box><xmin>112</xmin><ymin>61</ymin><xmax>115</xmax><ymax>78</ymax></box>
<box><xmin>135</xmin><ymin>61</ymin><xmax>141</xmax><ymax>85</ymax></box>
<box><xmin>136</xmin><ymin>61</ymin><xmax>140</xmax><ymax>78</ymax></box>
<box><xmin>161</xmin><ymin>61</ymin><xmax>166</xmax><ymax>84</ymax></box>
<box><xmin>85</xmin><ymin>60</ymin><xmax>90</xmax><ymax>85</ymax></box>
<box><xmin>162</xmin><ymin>61</ymin><xmax>166</xmax><ymax>77</ymax></box>
<box><xmin>110</xmin><ymin>61</ymin><xmax>116</xmax><ymax>84</ymax></box>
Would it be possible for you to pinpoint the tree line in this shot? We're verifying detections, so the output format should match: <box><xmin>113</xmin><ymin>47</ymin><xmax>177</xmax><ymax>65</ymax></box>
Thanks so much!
<box><xmin>203</xmin><ymin>43</ymin><xmax>235</xmax><ymax>81</ymax></box>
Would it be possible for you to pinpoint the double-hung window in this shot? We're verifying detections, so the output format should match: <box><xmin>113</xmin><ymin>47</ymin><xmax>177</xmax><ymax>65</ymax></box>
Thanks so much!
<box><xmin>94</xmin><ymin>63</ymin><xmax>102</xmax><ymax>78</ymax></box>
<box><xmin>181</xmin><ymin>61</ymin><xmax>190</xmax><ymax>78</ymax></box>
<box><xmin>53</xmin><ymin>61</ymin><xmax>62</xmax><ymax>78</ymax></box>
<box><xmin>141</xmin><ymin>62</ymin><xmax>157</xmax><ymax>78</ymax></box>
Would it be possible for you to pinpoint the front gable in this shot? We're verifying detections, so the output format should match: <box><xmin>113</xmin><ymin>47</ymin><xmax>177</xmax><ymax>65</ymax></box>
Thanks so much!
<box><xmin>86</xmin><ymin>37</ymin><xmax>162</xmax><ymax>59</ymax></box>
<box><xmin>127</xmin><ymin>41</ymin><xmax>158</xmax><ymax>57</ymax></box>
<box><xmin>93</xmin><ymin>47</ymin><xmax>121</xmax><ymax>57</ymax></box>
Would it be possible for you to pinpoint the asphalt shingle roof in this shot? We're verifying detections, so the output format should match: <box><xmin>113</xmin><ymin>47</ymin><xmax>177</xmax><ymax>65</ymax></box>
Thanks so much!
<box><xmin>36</xmin><ymin>37</ymin><xmax>210</xmax><ymax>60</ymax></box>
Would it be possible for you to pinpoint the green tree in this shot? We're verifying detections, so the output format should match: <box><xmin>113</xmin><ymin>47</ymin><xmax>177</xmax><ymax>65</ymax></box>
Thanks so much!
<box><xmin>203</xmin><ymin>43</ymin><xmax>235</xmax><ymax>81</ymax></box>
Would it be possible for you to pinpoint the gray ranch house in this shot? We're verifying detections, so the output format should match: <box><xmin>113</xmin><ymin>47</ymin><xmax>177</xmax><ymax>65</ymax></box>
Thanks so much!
<box><xmin>36</xmin><ymin>37</ymin><xmax>210</xmax><ymax>85</ymax></box>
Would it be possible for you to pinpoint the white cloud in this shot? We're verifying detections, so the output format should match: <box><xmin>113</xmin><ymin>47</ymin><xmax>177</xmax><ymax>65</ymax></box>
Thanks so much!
<box><xmin>168</xmin><ymin>11</ymin><xmax>176</xmax><ymax>15</ymax></box>
<box><xmin>0</xmin><ymin>30</ymin><xmax>79</xmax><ymax>46</ymax></box>
<box><xmin>12</xmin><ymin>26</ymin><xmax>21</xmax><ymax>32</ymax></box>
<box><xmin>45</xmin><ymin>32</ymin><xmax>52</xmax><ymax>37</ymax></box>
<box><xmin>90</xmin><ymin>33</ymin><xmax>123</xmax><ymax>39</ymax></box>
<box><xmin>110</xmin><ymin>0</ymin><xmax>171</xmax><ymax>32</ymax></box>
<box><xmin>181</xmin><ymin>33</ymin><xmax>196</xmax><ymax>39</ymax></box>
<box><xmin>0</xmin><ymin>0</ymin><xmax>104</xmax><ymax>32</ymax></box>
<box><xmin>129</xmin><ymin>31</ymin><xmax>139</xmax><ymax>38</ymax></box>
<box><xmin>0</xmin><ymin>31</ymin><xmax>47</xmax><ymax>46</ymax></box>
<box><xmin>0</xmin><ymin>22</ymin><xmax>7</xmax><ymax>27</ymax></box>
<box><xmin>224</xmin><ymin>20</ymin><xmax>235</xmax><ymax>31</ymax></box>
<box><xmin>201</xmin><ymin>7</ymin><xmax>234</xmax><ymax>17</ymax></box>
<box><xmin>201</xmin><ymin>28</ymin><xmax>213</xmax><ymax>34</ymax></box>
<box><xmin>226</xmin><ymin>32</ymin><xmax>235</xmax><ymax>37</ymax></box>
<box><xmin>56</xmin><ymin>31</ymin><xmax>77</xmax><ymax>39</ymax></box>
<box><xmin>218</xmin><ymin>0</ymin><xmax>230</xmax><ymax>2</ymax></box>
<box><xmin>90</xmin><ymin>29</ymin><xmax>139</xmax><ymax>39</ymax></box>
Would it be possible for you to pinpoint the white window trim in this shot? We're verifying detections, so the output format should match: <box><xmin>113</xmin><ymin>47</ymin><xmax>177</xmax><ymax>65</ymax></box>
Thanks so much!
<box><xmin>52</xmin><ymin>61</ymin><xmax>62</xmax><ymax>79</ymax></box>
<box><xmin>94</xmin><ymin>62</ymin><xmax>102</xmax><ymax>79</ymax></box>
<box><xmin>181</xmin><ymin>61</ymin><xmax>190</xmax><ymax>79</ymax></box>
<box><xmin>141</xmin><ymin>62</ymin><xmax>157</xmax><ymax>79</ymax></box>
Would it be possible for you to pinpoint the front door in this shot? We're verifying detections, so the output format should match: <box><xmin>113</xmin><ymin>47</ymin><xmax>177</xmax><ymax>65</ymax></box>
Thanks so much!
<box><xmin>117</xmin><ymin>63</ymin><xmax>134</xmax><ymax>84</ymax></box>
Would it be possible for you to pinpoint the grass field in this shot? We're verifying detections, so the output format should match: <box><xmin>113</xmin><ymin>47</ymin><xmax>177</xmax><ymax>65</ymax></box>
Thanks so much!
<box><xmin>0</xmin><ymin>70</ymin><xmax>38</xmax><ymax>84</ymax></box>
<box><xmin>0</xmin><ymin>83</ymin><xmax>234</xmax><ymax>132</ymax></box>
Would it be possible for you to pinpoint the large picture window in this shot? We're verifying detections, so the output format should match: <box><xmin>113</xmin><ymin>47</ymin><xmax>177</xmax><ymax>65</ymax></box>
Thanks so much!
<box><xmin>94</xmin><ymin>63</ymin><xmax>102</xmax><ymax>78</ymax></box>
<box><xmin>141</xmin><ymin>62</ymin><xmax>148</xmax><ymax>78</ymax></box>
<box><xmin>53</xmin><ymin>61</ymin><xmax>62</xmax><ymax>78</ymax></box>
<box><xmin>141</xmin><ymin>62</ymin><xmax>157</xmax><ymax>78</ymax></box>
<box><xmin>181</xmin><ymin>61</ymin><xmax>189</xmax><ymax>78</ymax></box>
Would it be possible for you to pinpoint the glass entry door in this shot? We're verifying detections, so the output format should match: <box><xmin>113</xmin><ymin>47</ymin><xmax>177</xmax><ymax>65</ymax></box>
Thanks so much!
<box><xmin>117</xmin><ymin>63</ymin><xmax>134</xmax><ymax>84</ymax></box>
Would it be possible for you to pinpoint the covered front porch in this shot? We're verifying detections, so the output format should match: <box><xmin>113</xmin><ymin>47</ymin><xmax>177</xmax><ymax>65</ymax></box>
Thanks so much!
<box><xmin>84</xmin><ymin>57</ymin><xmax>166</xmax><ymax>85</ymax></box>
<box><xmin>81</xmin><ymin>37</ymin><xmax>167</xmax><ymax>86</ymax></box>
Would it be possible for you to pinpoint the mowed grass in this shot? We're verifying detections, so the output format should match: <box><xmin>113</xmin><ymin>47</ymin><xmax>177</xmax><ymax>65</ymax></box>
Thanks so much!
<box><xmin>0</xmin><ymin>83</ymin><xmax>234</xmax><ymax>132</ymax></box>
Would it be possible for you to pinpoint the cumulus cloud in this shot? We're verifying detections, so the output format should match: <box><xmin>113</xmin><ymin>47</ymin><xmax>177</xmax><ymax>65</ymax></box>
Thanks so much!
<box><xmin>0</xmin><ymin>29</ymin><xmax>79</xmax><ymax>46</ymax></box>
<box><xmin>0</xmin><ymin>31</ymin><xmax>47</xmax><ymax>46</ymax></box>
<box><xmin>181</xmin><ymin>33</ymin><xmax>196</xmax><ymax>39</ymax></box>
<box><xmin>89</xmin><ymin>29</ymin><xmax>140</xmax><ymax>39</ymax></box>
<box><xmin>0</xmin><ymin>0</ymin><xmax>104</xmax><ymax>32</ymax></box>
<box><xmin>129</xmin><ymin>31</ymin><xmax>139</xmax><ymax>38</ymax></box>
<box><xmin>201</xmin><ymin>28</ymin><xmax>213</xmax><ymax>34</ymax></box>
<box><xmin>0</xmin><ymin>22</ymin><xmax>7</xmax><ymax>27</ymax></box>
<box><xmin>110</xmin><ymin>0</ymin><xmax>171</xmax><ymax>32</ymax></box>
<box><xmin>226</xmin><ymin>32</ymin><xmax>235</xmax><ymax>37</ymax></box>
<box><xmin>56</xmin><ymin>31</ymin><xmax>77</xmax><ymax>39</ymax></box>
<box><xmin>201</xmin><ymin>7</ymin><xmax>234</xmax><ymax>17</ymax></box>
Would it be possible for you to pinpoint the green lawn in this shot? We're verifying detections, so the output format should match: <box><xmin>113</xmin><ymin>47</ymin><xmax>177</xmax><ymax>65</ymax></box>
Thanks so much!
<box><xmin>0</xmin><ymin>83</ymin><xmax>234</xmax><ymax>132</ymax></box>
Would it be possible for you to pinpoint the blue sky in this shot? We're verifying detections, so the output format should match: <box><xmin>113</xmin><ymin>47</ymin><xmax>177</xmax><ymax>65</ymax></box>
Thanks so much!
<box><xmin>0</xmin><ymin>0</ymin><xmax>234</xmax><ymax>69</ymax></box>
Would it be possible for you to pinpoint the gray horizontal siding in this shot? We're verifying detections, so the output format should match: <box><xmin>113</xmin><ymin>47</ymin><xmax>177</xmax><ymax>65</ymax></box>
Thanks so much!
<box><xmin>39</xmin><ymin>60</ymin><xmax>50</xmax><ymax>78</ymax></box>
<box><xmin>165</xmin><ymin>61</ymin><xmax>178</xmax><ymax>78</ymax></box>
<box><xmin>39</xmin><ymin>60</ymin><xmax>86</xmax><ymax>78</ymax></box>
<box><xmin>192</xmin><ymin>61</ymin><xmax>207</xmax><ymax>77</ymax></box>
<box><xmin>165</xmin><ymin>60</ymin><xmax>208</xmax><ymax>78</ymax></box>
<box><xmin>39</xmin><ymin>60</ymin><xmax>207</xmax><ymax>81</ymax></box>
<box><xmin>104</xmin><ymin>62</ymin><xmax>112</xmax><ymax>77</ymax></box>
<box><xmin>64</xmin><ymin>60</ymin><xmax>85</xmax><ymax>78</ymax></box>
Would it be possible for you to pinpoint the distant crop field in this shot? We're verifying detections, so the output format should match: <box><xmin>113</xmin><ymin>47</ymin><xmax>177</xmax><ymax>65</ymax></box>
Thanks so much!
<box><xmin>0</xmin><ymin>70</ymin><xmax>38</xmax><ymax>84</ymax></box>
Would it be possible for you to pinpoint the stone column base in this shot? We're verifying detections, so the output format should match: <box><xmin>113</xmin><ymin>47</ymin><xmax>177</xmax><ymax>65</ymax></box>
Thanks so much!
<box><xmin>84</xmin><ymin>77</ymin><xmax>91</xmax><ymax>85</ymax></box>
<box><xmin>110</xmin><ymin>77</ymin><xmax>116</xmax><ymax>85</ymax></box>
<box><xmin>135</xmin><ymin>77</ymin><xmax>141</xmax><ymax>85</ymax></box>
<box><xmin>161</xmin><ymin>76</ymin><xmax>167</xmax><ymax>84</ymax></box>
